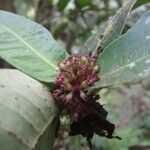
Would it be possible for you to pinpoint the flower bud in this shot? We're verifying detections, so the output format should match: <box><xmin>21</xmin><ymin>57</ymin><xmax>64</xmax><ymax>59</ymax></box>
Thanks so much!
<box><xmin>81</xmin><ymin>81</ymin><xmax>88</xmax><ymax>88</ymax></box>
<box><xmin>66</xmin><ymin>93</ymin><xmax>73</xmax><ymax>101</ymax></box>
<box><xmin>80</xmin><ymin>91</ymin><xmax>86</xmax><ymax>100</ymax></box>
<box><xmin>59</xmin><ymin>63</ymin><xmax>66</xmax><ymax>70</ymax></box>
<box><xmin>64</xmin><ymin>78</ymin><xmax>69</xmax><ymax>83</ymax></box>
<box><xmin>77</xmin><ymin>70</ymin><xmax>81</xmax><ymax>76</ymax></box>
<box><xmin>93</xmin><ymin>65</ymin><xmax>99</xmax><ymax>74</ymax></box>
<box><xmin>66</xmin><ymin>83</ymin><xmax>72</xmax><ymax>91</ymax></box>
<box><xmin>81</xmin><ymin>56</ymin><xmax>87</xmax><ymax>64</ymax></box>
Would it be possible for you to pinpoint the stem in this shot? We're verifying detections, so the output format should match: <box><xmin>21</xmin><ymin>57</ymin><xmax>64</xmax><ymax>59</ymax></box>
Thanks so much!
<box><xmin>87</xmin><ymin>138</ymin><xmax>93</xmax><ymax>150</ymax></box>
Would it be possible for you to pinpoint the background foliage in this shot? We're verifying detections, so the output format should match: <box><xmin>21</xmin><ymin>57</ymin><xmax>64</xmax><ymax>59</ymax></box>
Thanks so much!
<box><xmin>0</xmin><ymin>0</ymin><xmax>150</xmax><ymax>150</ymax></box>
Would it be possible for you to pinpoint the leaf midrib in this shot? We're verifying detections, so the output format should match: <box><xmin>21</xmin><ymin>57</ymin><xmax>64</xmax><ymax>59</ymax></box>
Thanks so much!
<box><xmin>0</xmin><ymin>22</ymin><xmax>58</xmax><ymax>70</ymax></box>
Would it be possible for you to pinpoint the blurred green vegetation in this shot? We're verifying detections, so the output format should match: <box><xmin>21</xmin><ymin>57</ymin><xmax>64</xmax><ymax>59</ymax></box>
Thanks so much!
<box><xmin>0</xmin><ymin>0</ymin><xmax>150</xmax><ymax>150</ymax></box>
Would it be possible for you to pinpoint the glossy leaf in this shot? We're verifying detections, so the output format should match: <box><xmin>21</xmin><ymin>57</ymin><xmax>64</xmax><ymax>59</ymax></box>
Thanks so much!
<box><xmin>0</xmin><ymin>69</ymin><xmax>58</xmax><ymax>150</ymax></box>
<box><xmin>94</xmin><ymin>11</ymin><xmax>150</xmax><ymax>89</ymax></box>
<box><xmin>80</xmin><ymin>0</ymin><xmax>137</xmax><ymax>56</ymax></box>
<box><xmin>0</xmin><ymin>11</ymin><xmax>69</xmax><ymax>83</ymax></box>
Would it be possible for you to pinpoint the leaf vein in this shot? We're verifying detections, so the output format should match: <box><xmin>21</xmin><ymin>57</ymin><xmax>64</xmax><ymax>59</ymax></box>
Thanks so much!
<box><xmin>0</xmin><ymin>22</ymin><xmax>57</xmax><ymax>70</ymax></box>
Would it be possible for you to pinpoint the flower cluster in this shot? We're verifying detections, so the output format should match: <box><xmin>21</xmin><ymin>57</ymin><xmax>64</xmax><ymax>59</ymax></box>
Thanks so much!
<box><xmin>52</xmin><ymin>55</ymin><xmax>100</xmax><ymax>119</ymax></box>
<box><xmin>52</xmin><ymin>54</ymin><xmax>119</xmax><ymax>142</ymax></box>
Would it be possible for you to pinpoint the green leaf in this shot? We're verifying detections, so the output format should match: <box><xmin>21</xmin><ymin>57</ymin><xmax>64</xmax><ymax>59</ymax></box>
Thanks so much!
<box><xmin>75</xmin><ymin>0</ymin><xmax>92</xmax><ymax>8</ymax></box>
<box><xmin>0</xmin><ymin>69</ymin><xmax>58</xmax><ymax>150</ymax></box>
<box><xmin>57</xmin><ymin>0</ymin><xmax>69</xmax><ymax>11</ymax></box>
<box><xmin>80</xmin><ymin>0</ymin><xmax>137</xmax><ymax>56</ymax></box>
<box><xmin>94</xmin><ymin>11</ymin><xmax>150</xmax><ymax>89</ymax></box>
<box><xmin>133</xmin><ymin>0</ymin><xmax>150</xmax><ymax>9</ymax></box>
<box><xmin>0</xmin><ymin>11</ymin><xmax>69</xmax><ymax>83</ymax></box>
